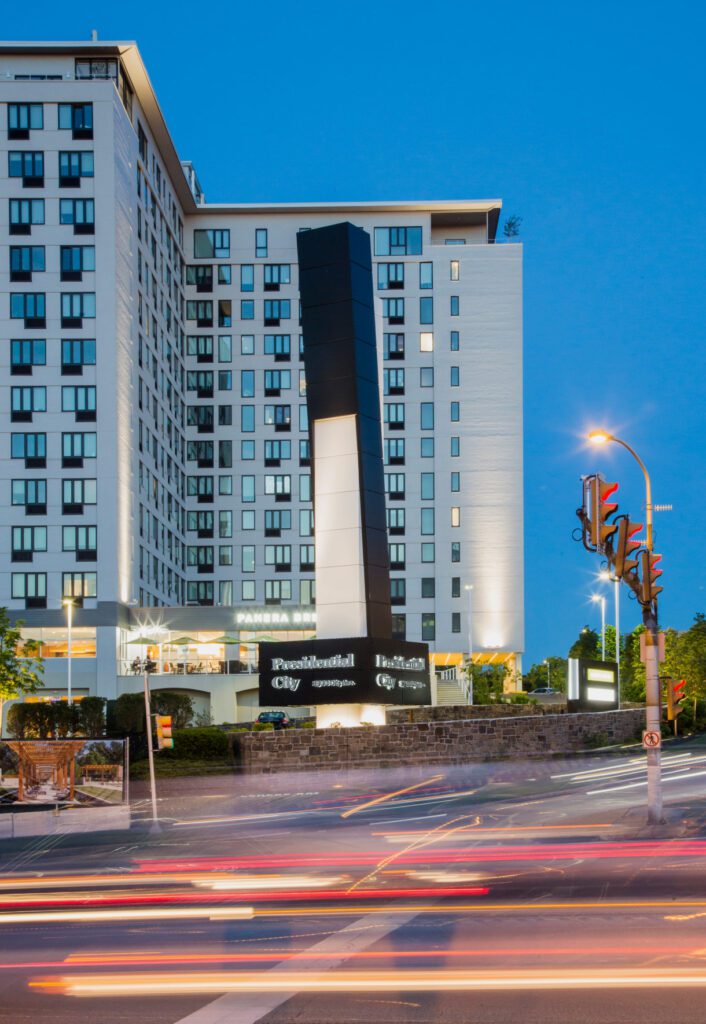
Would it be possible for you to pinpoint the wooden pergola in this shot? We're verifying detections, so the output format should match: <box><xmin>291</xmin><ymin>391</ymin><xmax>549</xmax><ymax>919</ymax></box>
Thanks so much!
<box><xmin>6</xmin><ymin>740</ymin><xmax>85</xmax><ymax>802</ymax></box>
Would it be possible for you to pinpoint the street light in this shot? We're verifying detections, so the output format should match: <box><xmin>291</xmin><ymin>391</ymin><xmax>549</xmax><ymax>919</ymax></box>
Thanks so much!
<box><xmin>599</xmin><ymin>569</ymin><xmax>620</xmax><ymax>690</ymax></box>
<box><xmin>591</xmin><ymin>594</ymin><xmax>606</xmax><ymax>660</ymax></box>
<box><xmin>588</xmin><ymin>429</ymin><xmax>662</xmax><ymax>824</ymax></box>
<box><xmin>543</xmin><ymin>658</ymin><xmax>551</xmax><ymax>688</ymax></box>
<box><xmin>464</xmin><ymin>584</ymin><xmax>474</xmax><ymax>704</ymax></box>
<box><xmin>62</xmin><ymin>597</ymin><xmax>74</xmax><ymax>705</ymax></box>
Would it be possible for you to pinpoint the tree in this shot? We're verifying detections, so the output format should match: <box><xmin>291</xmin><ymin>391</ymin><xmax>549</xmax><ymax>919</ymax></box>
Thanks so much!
<box><xmin>503</xmin><ymin>215</ymin><xmax>522</xmax><ymax>238</ymax></box>
<box><xmin>78</xmin><ymin>696</ymin><xmax>107</xmax><ymax>737</ymax></box>
<box><xmin>113</xmin><ymin>692</ymin><xmax>145</xmax><ymax>734</ymax></box>
<box><xmin>153</xmin><ymin>691</ymin><xmax>194</xmax><ymax>728</ymax></box>
<box><xmin>464</xmin><ymin>663</ymin><xmax>510</xmax><ymax>704</ymax></box>
<box><xmin>568</xmin><ymin>626</ymin><xmax>601</xmax><ymax>660</ymax></box>
<box><xmin>0</xmin><ymin>608</ymin><xmax>44</xmax><ymax>732</ymax></box>
<box><xmin>523</xmin><ymin>656</ymin><xmax>568</xmax><ymax>693</ymax></box>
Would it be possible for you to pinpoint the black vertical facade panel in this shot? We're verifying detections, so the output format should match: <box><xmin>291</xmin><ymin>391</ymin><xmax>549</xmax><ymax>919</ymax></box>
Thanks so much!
<box><xmin>297</xmin><ymin>222</ymin><xmax>392</xmax><ymax>639</ymax></box>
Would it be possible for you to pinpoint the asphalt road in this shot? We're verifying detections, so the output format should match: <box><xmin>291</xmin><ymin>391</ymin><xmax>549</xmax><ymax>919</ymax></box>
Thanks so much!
<box><xmin>1</xmin><ymin>737</ymin><xmax>705</xmax><ymax>1024</ymax></box>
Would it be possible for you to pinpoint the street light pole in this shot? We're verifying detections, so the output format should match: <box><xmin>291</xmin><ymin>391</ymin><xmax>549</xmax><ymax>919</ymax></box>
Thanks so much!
<box><xmin>589</xmin><ymin>430</ymin><xmax>662</xmax><ymax>824</ymax></box>
<box><xmin>591</xmin><ymin>594</ymin><xmax>606</xmax><ymax>660</ymax></box>
<box><xmin>464</xmin><ymin>584</ymin><xmax>474</xmax><ymax>705</ymax></box>
<box><xmin>544</xmin><ymin>658</ymin><xmax>551</xmax><ymax>688</ymax></box>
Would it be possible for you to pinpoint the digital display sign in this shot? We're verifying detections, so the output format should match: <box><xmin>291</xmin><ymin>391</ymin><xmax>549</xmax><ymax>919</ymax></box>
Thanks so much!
<box><xmin>567</xmin><ymin>658</ymin><xmax>620</xmax><ymax>712</ymax></box>
<box><xmin>258</xmin><ymin>637</ymin><xmax>431</xmax><ymax>707</ymax></box>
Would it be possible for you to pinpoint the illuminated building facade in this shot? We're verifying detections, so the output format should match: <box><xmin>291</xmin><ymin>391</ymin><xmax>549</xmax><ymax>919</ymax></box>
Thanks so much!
<box><xmin>0</xmin><ymin>40</ymin><xmax>523</xmax><ymax>724</ymax></box>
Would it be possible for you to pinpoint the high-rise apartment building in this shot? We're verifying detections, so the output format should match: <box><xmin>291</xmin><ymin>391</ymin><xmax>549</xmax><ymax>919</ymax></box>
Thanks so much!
<box><xmin>0</xmin><ymin>41</ymin><xmax>523</xmax><ymax>724</ymax></box>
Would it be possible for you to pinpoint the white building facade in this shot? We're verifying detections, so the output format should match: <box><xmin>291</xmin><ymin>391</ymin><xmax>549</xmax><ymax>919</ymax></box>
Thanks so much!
<box><xmin>0</xmin><ymin>41</ymin><xmax>523</xmax><ymax>725</ymax></box>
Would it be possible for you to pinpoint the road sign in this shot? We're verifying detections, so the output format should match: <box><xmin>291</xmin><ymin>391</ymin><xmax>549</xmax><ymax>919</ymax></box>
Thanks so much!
<box><xmin>642</xmin><ymin>729</ymin><xmax>662</xmax><ymax>749</ymax></box>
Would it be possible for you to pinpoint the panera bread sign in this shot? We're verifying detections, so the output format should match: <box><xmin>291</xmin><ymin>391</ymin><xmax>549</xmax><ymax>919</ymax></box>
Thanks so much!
<box><xmin>259</xmin><ymin>638</ymin><xmax>430</xmax><ymax>706</ymax></box>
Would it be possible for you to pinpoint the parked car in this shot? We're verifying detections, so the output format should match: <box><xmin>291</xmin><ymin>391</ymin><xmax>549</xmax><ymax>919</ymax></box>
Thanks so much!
<box><xmin>257</xmin><ymin>711</ymin><xmax>291</xmax><ymax>729</ymax></box>
<box><xmin>530</xmin><ymin>687</ymin><xmax>559</xmax><ymax>695</ymax></box>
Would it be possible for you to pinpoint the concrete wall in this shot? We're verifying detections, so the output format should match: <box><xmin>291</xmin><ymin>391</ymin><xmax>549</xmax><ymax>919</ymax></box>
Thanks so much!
<box><xmin>232</xmin><ymin>708</ymin><xmax>645</xmax><ymax>773</ymax></box>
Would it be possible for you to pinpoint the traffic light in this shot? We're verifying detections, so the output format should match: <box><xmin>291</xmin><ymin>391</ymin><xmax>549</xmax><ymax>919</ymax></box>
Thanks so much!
<box><xmin>613</xmin><ymin>516</ymin><xmax>642</xmax><ymax>579</ymax></box>
<box><xmin>640</xmin><ymin>550</ymin><xmax>663</xmax><ymax>604</ymax></box>
<box><xmin>590</xmin><ymin>476</ymin><xmax>619</xmax><ymax>553</ymax></box>
<box><xmin>155</xmin><ymin>715</ymin><xmax>174</xmax><ymax>750</ymax></box>
<box><xmin>666</xmin><ymin>678</ymin><xmax>686</xmax><ymax>721</ymax></box>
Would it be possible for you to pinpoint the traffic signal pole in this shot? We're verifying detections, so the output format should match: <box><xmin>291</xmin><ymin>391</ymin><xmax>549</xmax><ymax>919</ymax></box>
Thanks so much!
<box><xmin>642</xmin><ymin>603</ymin><xmax>663</xmax><ymax>824</ymax></box>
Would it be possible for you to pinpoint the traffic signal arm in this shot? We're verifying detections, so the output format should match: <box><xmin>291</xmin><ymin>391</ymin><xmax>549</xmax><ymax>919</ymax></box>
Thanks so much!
<box><xmin>590</xmin><ymin>477</ymin><xmax>619</xmax><ymax>553</ymax></box>
<box><xmin>666</xmin><ymin>679</ymin><xmax>686</xmax><ymax>721</ymax></box>
<box><xmin>613</xmin><ymin>517</ymin><xmax>642</xmax><ymax>579</ymax></box>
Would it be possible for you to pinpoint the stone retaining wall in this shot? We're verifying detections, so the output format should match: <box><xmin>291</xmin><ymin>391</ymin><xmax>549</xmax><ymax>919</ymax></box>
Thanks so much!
<box><xmin>387</xmin><ymin>703</ymin><xmax>547</xmax><ymax>723</ymax></box>
<box><xmin>232</xmin><ymin>708</ymin><xmax>645</xmax><ymax>773</ymax></box>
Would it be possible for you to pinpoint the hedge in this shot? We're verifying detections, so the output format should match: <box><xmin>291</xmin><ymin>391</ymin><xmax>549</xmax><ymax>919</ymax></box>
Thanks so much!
<box><xmin>161</xmin><ymin>726</ymin><xmax>230</xmax><ymax>761</ymax></box>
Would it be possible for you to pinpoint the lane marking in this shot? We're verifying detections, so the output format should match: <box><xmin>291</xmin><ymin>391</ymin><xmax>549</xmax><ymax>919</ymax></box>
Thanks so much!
<box><xmin>340</xmin><ymin>775</ymin><xmax>445</xmax><ymax>819</ymax></box>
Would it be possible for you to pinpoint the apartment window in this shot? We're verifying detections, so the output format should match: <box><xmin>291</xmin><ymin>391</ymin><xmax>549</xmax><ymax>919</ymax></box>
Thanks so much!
<box><xmin>11</xmin><ymin>339</ymin><xmax>46</xmax><ymax>374</ymax></box>
<box><xmin>265</xmin><ymin>369</ymin><xmax>291</xmax><ymax>395</ymax></box>
<box><xmin>186</xmin><ymin>265</ymin><xmax>213</xmax><ymax>291</ymax></box>
<box><xmin>242</xmin><ymin>476</ymin><xmax>256</xmax><ymax>502</ymax></box>
<box><xmin>451</xmin><ymin>472</ymin><xmax>461</xmax><ymax>492</ymax></box>
<box><xmin>451</xmin><ymin>507</ymin><xmax>461</xmax><ymax>528</ymax></box>
<box><xmin>382</xmin><ymin>298</ymin><xmax>404</xmax><ymax>324</ymax></box>
<box><xmin>421</xmin><ymin>437</ymin><xmax>434</xmax><ymax>458</ymax></box>
<box><xmin>61</xmin><ymin>339</ymin><xmax>96</xmax><ymax>374</ymax></box>
<box><xmin>60</xmin><ymin>198</ymin><xmax>95</xmax><ymax>233</ymax></box>
<box><xmin>390</xmin><ymin>578</ymin><xmax>406</xmax><ymax>606</ymax></box>
<box><xmin>61</xmin><ymin>385</ymin><xmax>95</xmax><ymax>421</ymax></box>
<box><xmin>385</xmin><ymin>473</ymin><xmax>405</xmax><ymax>500</ymax></box>
<box><xmin>240</xmin><ymin>405</ymin><xmax>255</xmax><ymax>433</ymax></box>
<box><xmin>187</xmin><ymin>440</ymin><xmax>213</xmax><ymax>466</ymax></box>
<box><xmin>62</xmin><ymin>525</ymin><xmax>97</xmax><ymax>559</ymax></box>
<box><xmin>265</xmin><ymin>334</ymin><xmax>291</xmax><ymax>360</ymax></box>
<box><xmin>452</xmin><ymin>612</ymin><xmax>461</xmax><ymax>634</ymax></box>
<box><xmin>58</xmin><ymin>150</ymin><xmax>94</xmax><ymax>185</ymax></box>
<box><xmin>421</xmin><ymin>613</ymin><xmax>436</xmax><ymax>641</ymax></box>
<box><xmin>12</xmin><ymin>526</ymin><xmax>47</xmax><ymax>562</ymax></box>
<box><xmin>383</xmin><ymin>368</ymin><xmax>405</xmax><ymax>395</ymax></box>
<box><xmin>299</xmin><ymin>405</ymin><xmax>309</xmax><ymax>433</ymax></box>
<box><xmin>264</xmin><ymin>405</ymin><xmax>292</xmax><ymax>430</ymax></box>
<box><xmin>12</xmin><ymin>573</ymin><xmax>47</xmax><ymax>608</ymax></box>
<box><xmin>384</xmin><ymin>403</ymin><xmax>405</xmax><ymax>430</ymax></box>
<box><xmin>451</xmin><ymin>366</ymin><xmax>460</xmax><ymax>387</ymax></box>
<box><xmin>299</xmin><ymin>474</ymin><xmax>311</xmax><ymax>502</ymax></box>
<box><xmin>420</xmin><ymin>297</ymin><xmax>434</xmax><ymax>324</ymax></box>
<box><xmin>255</xmin><ymin>228</ymin><xmax>268</xmax><ymax>257</ymax></box>
<box><xmin>187</xmin><ymin>335</ymin><xmax>214</xmax><ymax>361</ymax></box>
<box><xmin>377</xmin><ymin>263</ymin><xmax>404</xmax><ymax>289</ymax></box>
<box><xmin>385</xmin><ymin>438</ymin><xmax>405</xmax><ymax>465</ymax></box>
<box><xmin>420</xmin><ymin>367</ymin><xmax>434</xmax><ymax>387</ymax></box>
<box><xmin>9</xmin><ymin>198</ymin><xmax>44</xmax><ymax>233</ymax></box>
<box><xmin>264</xmin><ymin>264</ymin><xmax>291</xmax><ymax>289</ymax></box>
<box><xmin>421</xmin><ymin>543</ymin><xmax>435</xmax><ymax>564</ymax></box>
<box><xmin>450</xmin><ymin>260</ymin><xmax>460</xmax><ymax>281</ymax></box>
<box><xmin>450</xmin><ymin>295</ymin><xmax>460</xmax><ymax>316</ymax></box>
<box><xmin>451</xmin><ymin>578</ymin><xmax>461</xmax><ymax>598</ymax></box>
<box><xmin>265</xmin><ymin>439</ymin><xmax>291</xmax><ymax>465</ymax></box>
<box><xmin>451</xmin><ymin>541</ymin><xmax>461</xmax><ymax>563</ymax></box>
<box><xmin>421</xmin><ymin>508</ymin><xmax>435</xmax><ymax>535</ymax></box>
<box><xmin>219</xmin><ymin>405</ymin><xmax>233</xmax><ymax>426</ymax></box>
<box><xmin>265</xmin><ymin>580</ymin><xmax>291</xmax><ymax>605</ymax></box>
<box><xmin>264</xmin><ymin>299</ymin><xmax>290</xmax><ymax>325</ymax></box>
<box><xmin>218</xmin><ymin>370</ymin><xmax>232</xmax><ymax>391</ymax></box>
<box><xmin>58</xmin><ymin>103</ymin><xmax>93</xmax><ymax>138</ymax></box>
<box><xmin>451</xmin><ymin>436</ymin><xmax>460</xmax><ymax>457</ymax></box>
<box><xmin>421</xmin><ymin>473</ymin><xmax>435</xmax><ymax>500</ymax></box>
<box><xmin>11</xmin><ymin>386</ymin><xmax>46</xmax><ymax>421</ymax></box>
<box><xmin>450</xmin><ymin>330</ymin><xmax>460</xmax><ymax>351</ymax></box>
<box><xmin>387</xmin><ymin>508</ymin><xmax>406</xmax><ymax>535</ymax></box>
<box><xmin>420</xmin><ymin>332</ymin><xmax>434</xmax><ymax>352</ymax></box>
<box><xmin>10</xmin><ymin>245</ymin><xmax>45</xmax><ymax>281</ymax></box>
<box><xmin>451</xmin><ymin>401</ymin><xmax>460</xmax><ymax>422</ymax></box>
<box><xmin>8</xmin><ymin>103</ymin><xmax>43</xmax><ymax>139</ymax></box>
<box><xmin>187</xmin><ymin>370</ymin><xmax>214</xmax><ymax>397</ymax></box>
<box><xmin>219</xmin><ymin>440</ymin><xmax>233</xmax><ymax>468</ymax></box>
<box><xmin>187</xmin><ymin>475</ymin><xmax>214</xmax><ymax>501</ymax></box>
<box><xmin>265</xmin><ymin>544</ymin><xmax>292</xmax><ymax>571</ymax></box>
<box><xmin>187</xmin><ymin>406</ymin><xmax>214</xmax><ymax>431</ymax></box>
<box><xmin>60</xmin><ymin>245</ymin><xmax>95</xmax><ymax>280</ymax></box>
<box><xmin>241</xmin><ymin>440</ymin><xmax>255</xmax><ymax>460</ymax></box>
<box><xmin>218</xmin><ymin>300</ymin><xmax>231</xmax><ymax>327</ymax></box>
<box><xmin>421</xmin><ymin>578</ymin><xmax>435</xmax><ymax>599</ymax></box>
<box><xmin>219</xmin><ymin>510</ymin><xmax>233</xmax><ymax>537</ymax></box>
<box><xmin>265</xmin><ymin>474</ymin><xmax>292</xmax><ymax>499</ymax></box>
<box><xmin>75</xmin><ymin>58</ymin><xmax>118</xmax><ymax>80</ymax></box>
<box><xmin>374</xmin><ymin>226</ymin><xmax>422</xmax><ymax>256</ymax></box>
<box><xmin>218</xmin><ymin>265</ymin><xmax>231</xmax><ymax>285</ymax></box>
<box><xmin>187</xmin><ymin>545</ymin><xmax>214</xmax><ymax>570</ymax></box>
<box><xmin>299</xmin><ymin>543</ymin><xmax>315</xmax><ymax>571</ymax></box>
<box><xmin>187</xmin><ymin>510</ymin><xmax>214</xmax><ymax>536</ymax></box>
<box><xmin>392</xmin><ymin>614</ymin><xmax>406</xmax><ymax>641</ymax></box>
<box><xmin>62</xmin><ymin>478</ymin><xmax>97</xmax><ymax>511</ymax></box>
<box><xmin>218</xmin><ymin>335</ymin><xmax>232</xmax><ymax>362</ymax></box>
<box><xmin>12</xmin><ymin>432</ymin><xmax>46</xmax><ymax>468</ymax></box>
<box><xmin>389</xmin><ymin>543</ymin><xmax>406</xmax><ymax>570</ymax></box>
<box><xmin>240</xmin><ymin>370</ymin><xmax>255</xmax><ymax>398</ymax></box>
<box><xmin>299</xmin><ymin>439</ymin><xmax>311</xmax><ymax>466</ymax></box>
<box><xmin>240</xmin><ymin>300</ymin><xmax>254</xmax><ymax>320</ymax></box>
<box><xmin>219</xmin><ymin>545</ymin><xmax>233</xmax><ymax>567</ymax></box>
<box><xmin>419</xmin><ymin>262</ymin><xmax>433</xmax><ymax>289</ymax></box>
<box><xmin>63</xmin><ymin>572</ymin><xmax>97</xmax><ymax>601</ymax></box>
<box><xmin>12</xmin><ymin>479</ymin><xmax>47</xmax><ymax>513</ymax></box>
<box><xmin>62</xmin><ymin>432</ymin><xmax>96</xmax><ymax>466</ymax></box>
<box><xmin>242</xmin><ymin>580</ymin><xmax>256</xmax><ymax>601</ymax></box>
<box><xmin>383</xmin><ymin>333</ymin><xmax>405</xmax><ymax>359</ymax></box>
<box><xmin>186</xmin><ymin>581</ymin><xmax>214</xmax><ymax>606</ymax></box>
<box><xmin>420</xmin><ymin>403</ymin><xmax>434</xmax><ymax>430</ymax></box>
<box><xmin>8</xmin><ymin>151</ymin><xmax>44</xmax><ymax>186</ymax></box>
<box><xmin>240</xmin><ymin>264</ymin><xmax>254</xmax><ymax>291</ymax></box>
<box><xmin>193</xmin><ymin>229</ymin><xmax>230</xmax><ymax>259</ymax></box>
<box><xmin>61</xmin><ymin>292</ymin><xmax>96</xmax><ymax>326</ymax></box>
<box><xmin>186</xmin><ymin>300</ymin><xmax>213</xmax><ymax>326</ymax></box>
<box><xmin>299</xmin><ymin>509</ymin><xmax>314</xmax><ymax>537</ymax></box>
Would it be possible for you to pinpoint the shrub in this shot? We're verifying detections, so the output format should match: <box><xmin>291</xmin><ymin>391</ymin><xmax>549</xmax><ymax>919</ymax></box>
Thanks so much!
<box><xmin>131</xmin><ymin>758</ymin><xmax>235</xmax><ymax>779</ymax></box>
<box><xmin>113</xmin><ymin>692</ymin><xmax>145</xmax><ymax>734</ymax></box>
<box><xmin>163</xmin><ymin>727</ymin><xmax>230</xmax><ymax>761</ymax></box>
<box><xmin>78</xmin><ymin>695</ymin><xmax>106</xmax><ymax>736</ymax></box>
<box><xmin>300</xmin><ymin>721</ymin><xmax>316</xmax><ymax>728</ymax></box>
<box><xmin>252</xmin><ymin>722</ymin><xmax>274</xmax><ymax>732</ymax></box>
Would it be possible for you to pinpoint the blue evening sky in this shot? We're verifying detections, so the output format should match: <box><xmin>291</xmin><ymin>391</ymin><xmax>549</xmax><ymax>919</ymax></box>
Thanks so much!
<box><xmin>5</xmin><ymin>1</ymin><xmax>706</xmax><ymax>667</ymax></box>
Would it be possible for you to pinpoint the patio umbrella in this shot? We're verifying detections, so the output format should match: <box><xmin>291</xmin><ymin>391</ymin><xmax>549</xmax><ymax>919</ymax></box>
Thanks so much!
<box><xmin>168</xmin><ymin>635</ymin><xmax>197</xmax><ymax>645</ymax></box>
<box><xmin>211</xmin><ymin>634</ymin><xmax>240</xmax><ymax>644</ymax></box>
<box><xmin>127</xmin><ymin>635</ymin><xmax>159</xmax><ymax>645</ymax></box>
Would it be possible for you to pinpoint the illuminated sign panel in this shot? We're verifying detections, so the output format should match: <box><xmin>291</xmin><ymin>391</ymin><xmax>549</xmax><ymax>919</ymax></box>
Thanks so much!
<box><xmin>567</xmin><ymin>658</ymin><xmax>619</xmax><ymax>712</ymax></box>
<box><xmin>235</xmin><ymin>607</ymin><xmax>316</xmax><ymax>628</ymax></box>
<box><xmin>259</xmin><ymin>637</ymin><xmax>431</xmax><ymax>706</ymax></box>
